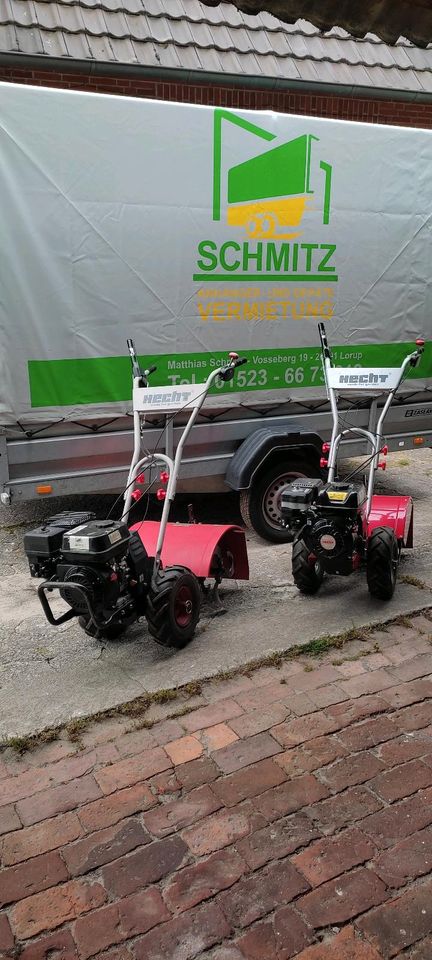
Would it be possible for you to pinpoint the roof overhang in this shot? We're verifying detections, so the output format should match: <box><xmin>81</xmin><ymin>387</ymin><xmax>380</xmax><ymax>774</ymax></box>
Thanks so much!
<box><xmin>201</xmin><ymin>0</ymin><xmax>432</xmax><ymax>47</ymax></box>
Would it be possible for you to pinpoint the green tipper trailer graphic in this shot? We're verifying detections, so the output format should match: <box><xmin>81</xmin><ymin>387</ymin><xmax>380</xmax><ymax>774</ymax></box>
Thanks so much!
<box><xmin>212</xmin><ymin>109</ymin><xmax>332</xmax><ymax>239</ymax></box>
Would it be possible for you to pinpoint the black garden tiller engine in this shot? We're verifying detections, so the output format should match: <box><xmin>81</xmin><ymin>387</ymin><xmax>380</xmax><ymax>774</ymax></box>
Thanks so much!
<box><xmin>281</xmin><ymin>323</ymin><xmax>425</xmax><ymax>599</ymax></box>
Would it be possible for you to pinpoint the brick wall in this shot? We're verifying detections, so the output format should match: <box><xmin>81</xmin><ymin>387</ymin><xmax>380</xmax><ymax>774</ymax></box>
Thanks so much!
<box><xmin>1</xmin><ymin>64</ymin><xmax>432</xmax><ymax>128</ymax></box>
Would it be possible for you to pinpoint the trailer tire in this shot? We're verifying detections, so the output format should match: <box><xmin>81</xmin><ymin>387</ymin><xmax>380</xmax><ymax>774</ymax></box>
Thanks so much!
<box><xmin>366</xmin><ymin>526</ymin><xmax>399</xmax><ymax>600</ymax></box>
<box><xmin>146</xmin><ymin>566</ymin><xmax>201</xmax><ymax>649</ymax></box>
<box><xmin>292</xmin><ymin>538</ymin><xmax>324</xmax><ymax>595</ymax></box>
<box><xmin>240</xmin><ymin>459</ymin><xmax>316</xmax><ymax>543</ymax></box>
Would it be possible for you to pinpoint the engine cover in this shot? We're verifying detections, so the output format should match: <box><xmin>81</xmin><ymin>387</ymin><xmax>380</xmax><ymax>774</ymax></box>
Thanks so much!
<box><xmin>61</xmin><ymin>519</ymin><xmax>130</xmax><ymax>564</ymax></box>
<box><xmin>305</xmin><ymin>518</ymin><xmax>355</xmax><ymax>575</ymax></box>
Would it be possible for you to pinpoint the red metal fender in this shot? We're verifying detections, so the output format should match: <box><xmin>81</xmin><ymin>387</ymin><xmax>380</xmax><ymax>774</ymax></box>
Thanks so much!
<box><xmin>130</xmin><ymin>521</ymin><xmax>249</xmax><ymax>580</ymax></box>
<box><xmin>366</xmin><ymin>495</ymin><xmax>413</xmax><ymax>547</ymax></box>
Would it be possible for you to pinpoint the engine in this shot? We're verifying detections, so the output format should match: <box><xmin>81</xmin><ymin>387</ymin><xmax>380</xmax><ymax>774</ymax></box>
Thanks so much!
<box><xmin>24</xmin><ymin>512</ymin><xmax>152</xmax><ymax>636</ymax></box>
<box><xmin>281</xmin><ymin>478</ymin><xmax>366</xmax><ymax>575</ymax></box>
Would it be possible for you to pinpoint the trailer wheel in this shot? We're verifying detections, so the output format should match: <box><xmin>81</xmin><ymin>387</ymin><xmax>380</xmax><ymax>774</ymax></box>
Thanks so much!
<box><xmin>366</xmin><ymin>527</ymin><xmax>399</xmax><ymax>600</ymax></box>
<box><xmin>146</xmin><ymin>566</ymin><xmax>201</xmax><ymax>649</ymax></box>
<box><xmin>240</xmin><ymin>459</ymin><xmax>315</xmax><ymax>543</ymax></box>
<box><xmin>292</xmin><ymin>538</ymin><xmax>324</xmax><ymax>595</ymax></box>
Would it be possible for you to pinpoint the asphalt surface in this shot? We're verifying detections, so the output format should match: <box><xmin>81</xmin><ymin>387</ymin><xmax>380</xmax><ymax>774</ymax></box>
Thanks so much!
<box><xmin>0</xmin><ymin>450</ymin><xmax>431</xmax><ymax>740</ymax></box>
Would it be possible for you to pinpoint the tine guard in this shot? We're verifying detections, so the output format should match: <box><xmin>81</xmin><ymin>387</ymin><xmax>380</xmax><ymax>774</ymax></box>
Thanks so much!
<box><xmin>130</xmin><ymin>521</ymin><xmax>249</xmax><ymax>580</ymax></box>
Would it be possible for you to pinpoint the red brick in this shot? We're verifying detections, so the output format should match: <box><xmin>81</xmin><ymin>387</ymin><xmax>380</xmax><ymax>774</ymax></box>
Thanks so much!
<box><xmin>212</xmin><ymin>732</ymin><xmax>281</xmax><ymax>774</ymax></box>
<box><xmin>297</xmin><ymin>867</ymin><xmax>387</xmax><ymax>928</ymax></box>
<box><xmin>320</xmin><ymin>752</ymin><xmax>384</xmax><ymax>791</ymax></box>
<box><xmin>325</xmin><ymin>695</ymin><xmax>390</xmax><ymax>727</ymax></box>
<box><xmin>382</xmin><ymin>678</ymin><xmax>432</xmax><ymax>708</ymax></box>
<box><xmin>164</xmin><ymin>848</ymin><xmax>246</xmax><ymax>913</ymax></box>
<box><xmin>409</xmin><ymin>938</ymin><xmax>432</xmax><ymax>960</ymax></box>
<box><xmin>10</xmin><ymin>879</ymin><xmax>107</xmax><ymax>940</ymax></box>
<box><xmin>174</xmin><ymin>755</ymin><xmax>219</xmax><ymax>791</ymax></box>
<box><xmin>389</xmin><ymin>653</ymin><xmax>432</xmax><ymax>681</ymax></box>
<box><xmin>2</xmin><ymin>812</ymin><xmax>81</xmax><ymax>865</ymax></box>
<box><xmin>236</xmin><ymin>921</ymin><xmax>277</xmax><ymax>959</ymax></box>
<box><xmin>373</xmin><ymin>825</ymin><xmax>432</xmax><ymax>887</ymax></box>
<box><xmin>253</xmin><ymin>773</ymin><xmax>329</xmax><ymax>821</ymax></box>
<box><xmin>151</xmin><ymin>719</ymin><xmax>185</xmax><ymax>746</ymax></box>
<box><xmin>0</xmin><ymin>913</ymin><xmax>14</xmax><ymax>952</ymax></box>
<box><xmin>77</xmin><ymin>781</ymin><xmax>155</xmax><ymax>833</ymax></box>
<box><xmin>275</xmin><ymin>735</ymin><xmax>348</xmax><ymax>777</ymax></box>
<box><xmin>235</xmin><ymin>681</ymin><xmax>293</xmax><ymax>712</ymax></box>
<box><xmin>237</xmin><ymin>813</ymin><xmax>320</xmax><ymax>870</ymax></box>
<box><xmin>0</xmin><ymin>803</ymin><xmax>21</xmax><ymax>835</ymax></box>
<box><xmin>74</xmin><ymin>888</ymin><xmax>169</xmax><ymax>959</ymax></box>
<box><xmin>220</xmin><ymin>858</ymin><xmax>309</xmax><ymax>929</ymax></box>
<box><xmin>272</xmin><ymin>713</ymin><xmax>339</xmax><ymax>747</ymax></box>
<box><xmin>229</xmin><ymin>703</ymin><xmax>288</xmax><ymax>738</ymax></box>
<box><xmin>287</xmin><ymin>665</ymin><xmax>343</xmax><ymax>693</ymax></box>
<box><xmin>0</xmin><ymin>767</ymin><xmax>52</xmax><ymax>806</ymax></box>
<box><xmin>0</xmin><ymin>849</ymin><xmax>68</xmax><ymax>906</ymax></box>
<box><xmin>94</xmin><ymin>747</ymin><xmax>171</xmax><ymax>794</ymax></box>
<box><xmin>165</xmin><ymin>736</ymin><xmax>203</xmax><ymax>765</ymax></box>
<box><xmin>357</xmin><ymin>878</ymin><xmax>432</xmax><ymax>956</ymax></box>
<box><xmin>102</xmin><ymin>834</ymin><xmax>188</xmax><ymax>897</ymax></box>
<box><xmin>92</xmin><ymin>949</ymin><xmax>131</xmax><ymax>960</ymax></box>
<box><xmin>211</xmin><ymin>758</ymin><xmax>286</xmax><ymax>807</ymax></box>
<box><xmin>16</xmin><ymin>776</ymin><xmax>102</xmax><ymax>826</ymax></box>
<box><xmin>113</xmin><ymin>728</ymin><xmax>156</xmax><ymax>758</ymax></box>
<box><xmin>273</xmin><ymin>905</ymin><xmax>314</xmax><ymax>958</ymax></box>
<box><xmin>293</xmin><ymin>925</ymin><xmax>382</xmax><ymax>959</ymax></box>
<box><xmin>376</xmin><ymin>734</ymin><xmax>429</xmax><ymax>766</ymax></box>
<box><xmin>307</xmin><ymin>684</ymin><xmax>348</xmax><ymax>709</ymax></box>
<box><xmin>293</xmin><ymin>828</ymin><xmax>375</xmax><ymax>887</ymax></box>
<box><xmin>183</xmin><ymin>801</ymin><xmax>265</xmax><ymax>856</ymax></box>
<box><xmin>149</xmin><ymin>768</ymin><xmax>181</xmax><ymax>796</ymax></box>
<box><xmin>369</xmin><ymin>758</ymin><xmax>432</xmax><ymax>802</ymax></box>
<box><xmin>393</xmin><ymin>700</ymin><xmax>432</xmax><ymax>731</ymax></box>
<box><xmin>200</xmin><ymin>723</ymin><xmax>239</xmax><ymax>751</ymax></box>
<box><xmin>18</xmin><ymin>929</ymin><xmax>78</xmax><ymax>960</ymax></box>
<box><xmin>338</xmin><ymin>715</ymin><xmax>398</xmax><ymax>752</ymax></box>
<box><xmin>62</xmin><ymin>817</ymin><xmax>149</xmax><ymax>876</ymax></box>
<box><xmin>143</xmin><ymin>784</ymin><xmax>221</xmax><ymax>837</ymax></box>
<box><xmin>210</xmin><ymin>949</ymin><xmax>244</xmax><ymax>960</ymax></box>
<box><xmin>133</xmin><ymin>901</ymin><xmax>230</xmax><ymax>960</ymax></box>
<box><xmin>309</xmin><ymin>786</ymin><xmax>383</xmax><ymax>833</ymax></box>
<box><xmin>360</xmin><ymin>786</ymin><xmax>432</xmax><ymax>848</ymax></box>
<box><xmin>181</xmin><ymin>699</ymin><xmax>243</xmax><ymax>732</ymax></box>
<box><xmin>42</xmin><ymin>745</ymin><xmax>119</xmax><ymax>786</ymax></box>
<box><xmin>338</xmin><ymin>670</ymin><xmax>396</xmax><ymax>699</ymax></box>
<box><xmin>204</xmin><ymin>675</ymin><xmax>254</xmax><ymax>703</ymax></box>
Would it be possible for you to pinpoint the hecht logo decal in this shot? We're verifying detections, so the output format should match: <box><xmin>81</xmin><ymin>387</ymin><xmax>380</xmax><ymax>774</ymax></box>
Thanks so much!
<box><xmin>194</xmin><ymin>109</ymin><xmax>337</xmax><ymax>287</ymax></box>
<box><xmin>338</xmin><ymin>372</ymin><xmax>390</xmax><ymax>385</ymax></box>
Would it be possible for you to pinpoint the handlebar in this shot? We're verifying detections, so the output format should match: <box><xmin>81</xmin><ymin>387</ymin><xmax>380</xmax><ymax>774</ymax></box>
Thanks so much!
<box><xmin>318</xmin><ymin>322</ymin><xmax>332</xmax><ymax>362</ymax></box>
<box><xmin>218</xmin><ymin>353</ymin><xmax>248</xmax><ymax>382</ymax></box>
<box><xmin>410</xmin><ymin>338</ymin><xmax>425</xmax><ymax>368</ymax></box>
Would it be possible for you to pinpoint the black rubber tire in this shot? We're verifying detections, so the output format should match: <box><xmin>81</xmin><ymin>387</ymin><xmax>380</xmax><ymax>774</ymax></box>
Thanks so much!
<box><xmin>146</xmin><ymin>566</ymin><xmax>201</xmax><ymax>649</ymax></box>
<box><xmin>240</xmin><ymin>459</ymin><xmax>317</xmax><ymax>543</ymax></box>
<box><xmin>78</xmin><ymin>617</ymin><xmax>128</xmax><ymax>641</ymax></box>
<box><xmin>366</xmin><ymin>526</ymin><xmax>399</xmax><ymax>600</ymax></box>
<box><xmin>292</xmin><ymin>537</ymin><xmax>324</xmax><ymax>595</ymax></box>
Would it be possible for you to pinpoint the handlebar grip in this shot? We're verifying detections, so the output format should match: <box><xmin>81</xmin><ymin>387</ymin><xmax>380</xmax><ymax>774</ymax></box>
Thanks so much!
<box><xmin>146</xmin><ymin>365</ymin><xmax>157</xmax><ymax>375</ymax></box>
<box><xmin>234</xmin><ymin>357</ymin><xmax>247</xmax><ymax>368</ymax></box>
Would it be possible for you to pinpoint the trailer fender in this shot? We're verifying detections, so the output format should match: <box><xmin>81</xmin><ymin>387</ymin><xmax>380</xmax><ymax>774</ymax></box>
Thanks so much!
<box><xmin>225</xmin><ymin>426</ymin><xmax>323</xmax><ymax>491</ymax></box>
<box><xmin>367</xmin><ymin>495</ymin><xmax>414</xmax><ymax>548</ymax></box>
<box><xmin>131</xmin><ymin>521</ymin><xmax>249</xmax><ymax>580</ymax></box>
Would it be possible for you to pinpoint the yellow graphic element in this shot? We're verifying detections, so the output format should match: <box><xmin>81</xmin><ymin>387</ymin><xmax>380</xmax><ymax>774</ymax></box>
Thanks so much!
<box><xmin>227</xmin><ymin>196</ymin><xmax>311</xmax><ymax>240</ymax></box>
<box><xmin>327</xmin><ymin>491</ymin><xmax>350</xmax><ymax>502</ymax></box>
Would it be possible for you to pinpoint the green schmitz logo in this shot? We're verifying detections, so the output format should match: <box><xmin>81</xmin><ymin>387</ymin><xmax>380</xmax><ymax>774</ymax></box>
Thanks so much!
<box><xmin>194</xmin><ymin>109</ymin><xmax>336</xmax><ymax>283</ymax></box>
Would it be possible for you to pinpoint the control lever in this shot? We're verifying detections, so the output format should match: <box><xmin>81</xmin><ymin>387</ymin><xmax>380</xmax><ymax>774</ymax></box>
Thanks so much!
<box><xmin>218</xmin><ymin>353</ymin><xmax>248</xmax><ymax>382</ymax></box>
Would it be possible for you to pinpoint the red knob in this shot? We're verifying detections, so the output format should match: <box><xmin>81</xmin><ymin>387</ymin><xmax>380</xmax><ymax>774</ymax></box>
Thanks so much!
<box><xmin>416</xmin><ymin>338</ymin><xmax>425</xmax><ymax>347</ymax></box>
<box><xmin>378</xmin><ymin>461</ymin><xmax>387</xmax><ymax>471</ymax></box>
<box><xmin>229</xmin><ymin>352</ymin><xmax>239</xmax><ymax>360</ymax></box>
<box><xmin>320</xmin><ymin>458</ymin><xmax>328</xmax><ymax>469</ymax></box>
<box><xmin>136</xmin><ymin>473</ymin><xmax>145</xmax><ymax>484</ymax></box>
<box><xmin>160</xmin><ymin>471</ymin><xmax>169</xmax><ymax>484</ymax></box>
<box><xmin>131</xmin><ymin>489</ymin><xmax>142</xmax><ymax>502</ymax></box>
<box><xmin>381</xmin><ymin>445</ymin><xmax>388</xmax><ymax>456</ymax></box>
<box><xmin>156</xmin><ymin>488</ymin><xmax>166</xmax><ymax>501</ymax></box>
<box><xmin>322</xmin><ymin>442</ymin><xmax>330</xmax><ymax>453</ymax></box>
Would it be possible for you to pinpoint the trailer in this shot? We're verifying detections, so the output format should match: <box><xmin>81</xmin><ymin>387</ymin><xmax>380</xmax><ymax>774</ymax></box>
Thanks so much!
<box><xmin>0</xmin><ymin>83</ymin><xmax>431</xmax><ymax>541</ymax></box>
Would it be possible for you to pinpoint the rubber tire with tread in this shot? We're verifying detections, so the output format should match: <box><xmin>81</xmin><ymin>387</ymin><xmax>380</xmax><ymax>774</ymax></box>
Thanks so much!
<box><xmin>146</xmin><ymin>565</ymin><xmax>201</xmax><ymax>649</ymax></box>
<box><xmin>292</xmin><ymin>537</ymin><xmax>324</xmax><ymax>595</ymax></box>
<box><xmin>240</xmin><ymin>459</ymin><xmax>317</xmax><ymax>543</ymax></box>
<box><xmin>366</xmin><ymin>526</ymin><xmax>399</xmax><ymax>600</ymax></box>
<box><xmin>78</xmin><ymin>617</ymin><xmax>128</xmax><ymax>640</ymax></box>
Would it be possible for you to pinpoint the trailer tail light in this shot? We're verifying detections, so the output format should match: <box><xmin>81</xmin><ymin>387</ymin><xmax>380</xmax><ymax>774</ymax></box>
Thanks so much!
<box><xmin>36</xmin><ymin>485</ymin><xmax>53</xmax><ymax>495</ymax></box>
<box><xmin>413</xmin><ymin>437</ymin><xmax>424</xmax><ymax>446</ymax></box>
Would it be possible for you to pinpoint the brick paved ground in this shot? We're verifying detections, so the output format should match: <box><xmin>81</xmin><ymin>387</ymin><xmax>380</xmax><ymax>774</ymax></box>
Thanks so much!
<box><xmin>1</xmin><ymin>611</ymin><xmax>432</xmax><ymax>959</ymax></box>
